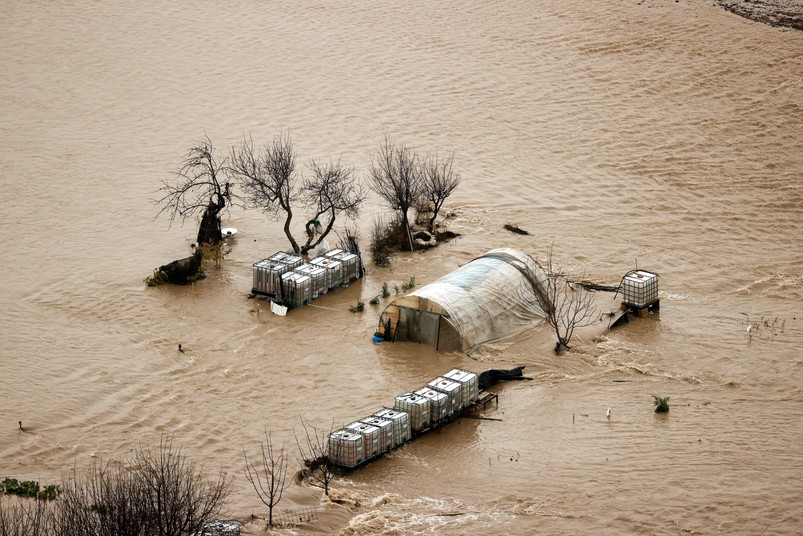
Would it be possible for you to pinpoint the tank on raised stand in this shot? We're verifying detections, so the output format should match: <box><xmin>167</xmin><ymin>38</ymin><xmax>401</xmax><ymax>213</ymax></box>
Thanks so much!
<box><xmin>621</xmin><ymin>270</ymin><xmax>659</xmax><ymax>309</ymax></box>
<box><xmin>414</xmin><ymin>387</ymin><xmax>449</xmax><ymax>424</ymax></box>
<box><xmin>444</xmin><ymin>369</ymin><xmax>479</xmax><ymax>406</ymax></box>
<box><xmin>344</xmin><ymin>421</ymin><xmax>382</xmax><ymax>459</ymax></box>
<box><xmin>394</xmin><ymin>393</ymin><xmax>431</xmax><ymax>432</ymax></box>
<box><xmin>359</xmin><ymin>416</ymin><xmax>394</xmax><ymax>453</ymax></box>
<box><xmin>310</xmin><ymin>256</ymin><xmax>343</xmax><ymax>290</ymax></box>
<box><xmin>328</xmin><ymin>429</ymin><xmax>365</xmax><ymax>469</ymax></box>
<box><xmin>373</xmin><ymin>408</ymin><xmax>411</xmax><ymax>446</ymax></box>
<box><xmin>427</xmin><ymin>376</ymin><xmax>463</xmax><ymax>415</ymax></box>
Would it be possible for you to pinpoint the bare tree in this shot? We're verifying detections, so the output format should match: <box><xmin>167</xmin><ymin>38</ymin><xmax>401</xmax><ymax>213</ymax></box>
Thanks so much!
<box><xmin>230</xmin><ymin>132</ymin><xmax>299</xmax><ymax>252</ymax></box>
<box><xmin>367</xmin><ymin>134</ymin><xmax>422</xmax><ymax>251</ymax></box>
<box><xmin>420</xmin><ymin>151</ymin><xmax>461</xmax><ymax>232</ymax></box>
<box><xmin>56</xmin><ymin>460</ymin><xmax>150</xmax><ymax>536</ymax></box>
<box><xmin>300</xmin><ymin>159</ymin><xmax>366</xmax><ymax>254</ymax></box>
<box><xmin>293</xmin><ymin>420</ymin><xmax>336</xmax><ymax>496</ymax></box>
<box><xmin>536</xmin><ymin>247</ymin><xmax>598</xmax><ymax>352</ymax></box>
<box><xmin>53</xmin><ymin>435</ymin><xmax>230</xmax><ymax>536</ymax></box>
<box><xmin>135</xmin><ymin>435</ymin><xmax>230</xmax><ymax>536</ymax></box>
<box><xmin>156</xmin><ymin>135</ymin><xmax>236</xmax><ymax>246</ymax></box>
<box><xmin>243</xmin><ymin>431</ymin><xmax>291</xmax><ymax>527</ymax></box>
<box><xmin>0</xmin><ymin>495</ymin><xmax>52</xmax><ymax>536</ymax></box>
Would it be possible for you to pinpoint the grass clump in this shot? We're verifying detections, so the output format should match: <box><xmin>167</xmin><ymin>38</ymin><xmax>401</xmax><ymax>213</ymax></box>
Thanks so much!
<box><xmin>653</xmin><ymin>395</ymin><xmax>670</xmax><ymax>413</ymax></box>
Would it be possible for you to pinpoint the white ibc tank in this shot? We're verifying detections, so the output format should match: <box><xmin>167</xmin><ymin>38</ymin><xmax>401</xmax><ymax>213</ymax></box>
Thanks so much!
<box><xmin>414</xmin><ymin>387</ymin><xmax>449</xmax><ymax>424</ymax></box>
<box><xmin>293</xmin><ymin>263</ymin><xmax>327</xmax><ymax>298</ymax></box>
<box><xmin>280</xmin><ymin>271</ymin><xmax>312</xmax><ymax>307</ymax></box>
<box><xmin>268</xmin><ymin>251</ymin><xmax>304</xmax><ymax>270</ymax></box>
<box><xmin>359</xmin><ymin>416</ymin><xmax>394</xmax><ymax>453</ymax></box>
<box><xmin>326</xmin><ymin>250</ymin><xmax>360</xmax><ymax>281</ymax></box>
<box><xmin>252</xmin><ymin>259</ymin><xmax>290</xmax><ymax>295</ymax></box>
<box><xmin>310</xmin><ymin>256</ymin><xmax>343</xmax><ymax>289</ymax></box>
<box><xmin>344</xmin><ymin>421</ymin><xmax>382</xmax><ymax>459</ymax></box>
<box><xmin>373</xmin><ymin>408</ymin><xmax>412</xmax><ymax>446</ymax></box>
<box><xmin>394</xmin><ymin>393</ymin><xmax>431</xmax><ymax>432</ymax></box>
<box><xmin>444</xmin><ymin>368</ymin><xmax>479</xmax><ymax>406</ymax></box>
<box><xmin>328</xmin><ymin>429</ymin><xmax>365</xmax><ymax>468</ymax></box>
<box><xmin>427</xmin><ymin>376</ymin><xmax>463</xmax><ymax>415</ymax></box>
<box><xmin>621</xmin><ymin>270</ymin><xmax>659</xmax><ymax>308</ymax></box>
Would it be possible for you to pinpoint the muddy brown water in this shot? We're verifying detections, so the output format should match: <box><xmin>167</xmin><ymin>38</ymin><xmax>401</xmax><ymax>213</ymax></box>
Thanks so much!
<box><xmin>2</xmin><ymin>1</ymin><xmax>802</xmax><ymax>534</ymax></box>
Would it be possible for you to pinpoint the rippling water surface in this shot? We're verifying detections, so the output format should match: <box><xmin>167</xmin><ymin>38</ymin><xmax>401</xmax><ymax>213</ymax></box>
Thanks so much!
<box><xmin>2</xmin><ymin>1</ymin><xmax>802</xmax><ymax>534</ymax></box>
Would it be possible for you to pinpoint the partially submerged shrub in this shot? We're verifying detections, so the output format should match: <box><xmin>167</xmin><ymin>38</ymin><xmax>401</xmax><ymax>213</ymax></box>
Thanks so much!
<box><xmin>381</xmin><ymin>282</ymin><xmax>390</xmax><ymax>298</ymax></box>
<box><xmin>369</xmin><ymin>216</ymin><xmax>405</xmax><ymax>267</ymax></box>
<box><xmin>1</xmin><ymin>478</ymin><xmax>61</xmax><ymax>501</ymax></box>
<box><xmin>653</xmin><ymin>395</ymin><xmax>670</xmax><ymax>413</ymax></box>
<box><xmin>349</xmin><ymin>301</ymin><xmax>365</xmax><ymax>313</ymax></box>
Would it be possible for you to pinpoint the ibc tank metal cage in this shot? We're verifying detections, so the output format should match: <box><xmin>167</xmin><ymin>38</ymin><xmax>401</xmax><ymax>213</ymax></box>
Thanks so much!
<box><xmin>620</xmin><ymin>270</ymin><xmax>659</xmax><ymax>309</ymax></box>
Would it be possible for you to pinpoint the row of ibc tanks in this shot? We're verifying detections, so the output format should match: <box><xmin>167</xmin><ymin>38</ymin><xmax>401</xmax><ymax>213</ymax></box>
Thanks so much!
<box><xmin>251</xmin><ymin>249</ymin><xmax>362</xmax><ymax>308</ymax></box>
<box><xmin>328</xmin><ymin>368</ymin><xmax>479</xmax><ymax>469</ymax></box>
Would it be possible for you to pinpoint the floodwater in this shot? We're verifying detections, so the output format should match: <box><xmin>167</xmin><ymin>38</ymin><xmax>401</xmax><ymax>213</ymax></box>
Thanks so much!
<box><xmin>2</xmin><ymin>1</ymin><xmax>802</xmax><ymax>534</ymax></box>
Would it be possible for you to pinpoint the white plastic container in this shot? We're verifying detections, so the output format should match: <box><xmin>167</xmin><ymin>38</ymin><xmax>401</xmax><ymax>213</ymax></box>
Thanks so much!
<box><xmin>293</xmin><ymin>263</ymin><xmax>327</xmax><ymax>298</ymax></box>
<box><xmin>344</xmin><ymin>421</ymin><xmax>382</xmax><ymax>459</ymax></box>
<box><xmin>373</xmin><ymin>408</ymin><xmax>412</xmax><ymax>446</ymax></box>
<box><xmin>280</xmin><ymin>272</ymin><xmax>312</xmax><ymax>307</ymax></box>
<box><xmin>310</xmin><ymin>256</ymin><xmax>343</xmax><ymax>290</ymax></box>
<box><xmin>444</xmin><ymin>369</ymin><xmax>479</xmax><ymax>406</ymax></box>
<box><xmin>427</xmin><ymin>376</ymin><xmax>463</xmax><ymax>416</ymax></box>
<box><xmin>326</xmin><ymin>250</ymin><xmax>360</xmax><ymax>281</ymax></box>
<box><xmin>328</xmin><ymin>429</ymin><xmax>365</xmax><ymax>468</ymax></box>
<box><xmin>414</xmin><ymin>387</ymin><xmax>449</xmax><ymax>424</ymax></box>
<box><xmin>268</xmin><ymin>251</ymin><xmax>304</xmax><ymax>270</ymax></box>
<box><xmin>621</xmin><ymin>270</ymin><xmax>659</xmax><ymax>308</ymax></box>
<box><xmin>394</xmin><ymin>393</ymin><xmax>431</xmax><ymax>432</ymax></box>
<box><xmin>359</xmin><ymin>416</ymin><xmax>394</xmax><ymax>453</ymax></box>
<box><xmin>252</xmin><ymin>259</ymin><xmax>291</xmax><ymax>296</ymax></box>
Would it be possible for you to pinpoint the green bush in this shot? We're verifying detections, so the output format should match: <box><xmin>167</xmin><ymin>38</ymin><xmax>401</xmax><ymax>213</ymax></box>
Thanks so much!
<box><xmin>1</xmin><ymin>478</ymin><xmax>61</xmax><ymax>501</ymax></box>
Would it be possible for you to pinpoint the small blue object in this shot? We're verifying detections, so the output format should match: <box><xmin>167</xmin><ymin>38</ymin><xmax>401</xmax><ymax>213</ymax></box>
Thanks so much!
<box><xmin>372</xmin><ymin>334</ymin><xmax>384</xmax><ymax>343</ymax></box>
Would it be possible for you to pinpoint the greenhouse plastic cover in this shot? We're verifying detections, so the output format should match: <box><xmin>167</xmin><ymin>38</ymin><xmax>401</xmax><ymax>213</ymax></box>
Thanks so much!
<box><xmin>407</xmin><ymin>248</ymin><xmax>550</xmax><ymax>351</ymax></box>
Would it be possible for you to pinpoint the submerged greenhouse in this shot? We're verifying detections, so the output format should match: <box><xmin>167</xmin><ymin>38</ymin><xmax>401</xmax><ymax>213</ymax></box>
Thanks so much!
<box><xmin>375</xmin><ymin>248</ymin><xmax>551</xmax><ymax>353</ymax></box>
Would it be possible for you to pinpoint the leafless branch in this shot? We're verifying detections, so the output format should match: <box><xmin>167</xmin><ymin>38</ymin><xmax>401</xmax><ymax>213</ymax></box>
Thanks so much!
<box><xmin>293</xmin><ymin>419</ymin><xmax>336</xmax><ymax>496</ymax></box>
<box><xmin>243</xmin><ymin>430</ymin><xmax>291</xmax><ymax>527</ymax></box>
<box><xmin>300</xmin><ymin>158</ymin><xmax>366</xmax><ymax>254</ymax></box>
<box><xmin>530</xmin><ymin>245</ymin><xmax>598</xmax><ymax>351</ymax></box>
<box><xmin>229</xmin><ymin>132</ymin><xmax>300</xmax><ymax>253</ymax></box>
<box><xmin>420</xmin><ymin>150</ymin><xmax>461</xmax><ymax>232</ymax></box>
<box><xmin>367</xmin><ymin>134</ymin><xmax>422</xmax><ymax>251</ymax></box>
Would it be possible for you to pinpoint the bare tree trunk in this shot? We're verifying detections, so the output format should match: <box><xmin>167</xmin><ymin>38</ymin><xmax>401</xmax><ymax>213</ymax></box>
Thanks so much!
<box><xmin>196</xmin><ymin>194</ymin><xmax>226</xmax><ymax>246</ymax></box>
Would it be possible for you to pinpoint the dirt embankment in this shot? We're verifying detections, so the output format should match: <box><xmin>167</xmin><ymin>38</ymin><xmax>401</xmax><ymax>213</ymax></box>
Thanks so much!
<box><xmin>716</xmin><ymin>0</ymin><xmax>803</xmax><ymax>30</ymax></box>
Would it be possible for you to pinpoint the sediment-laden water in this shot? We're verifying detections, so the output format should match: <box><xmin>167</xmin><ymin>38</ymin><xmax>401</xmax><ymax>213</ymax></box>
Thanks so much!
<box><xmin>2</xmin><ymin>1</ymin><xmax>802</xmax><ymax>534</ymax></box>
